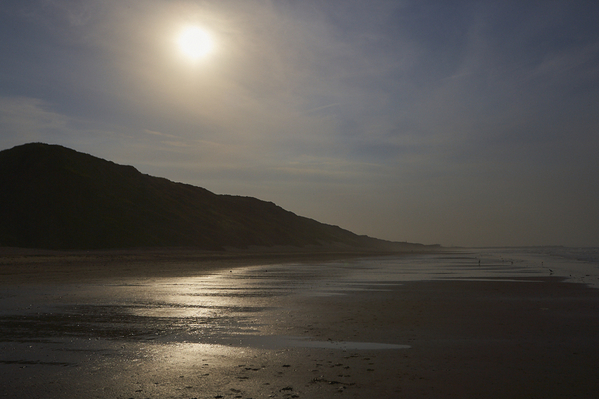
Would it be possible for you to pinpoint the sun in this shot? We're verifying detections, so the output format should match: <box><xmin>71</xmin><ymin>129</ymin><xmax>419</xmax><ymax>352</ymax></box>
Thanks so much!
<box><xmin>177</xmin><ymin>25</ymin><xmax>214</xmax><ymax>61</ymax></box>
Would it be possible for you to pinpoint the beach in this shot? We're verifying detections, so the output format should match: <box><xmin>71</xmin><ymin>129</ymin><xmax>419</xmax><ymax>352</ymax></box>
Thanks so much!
<box><xmin>1</xmin><ymin>248</ymin><xmax>598</xmax><ymax>398</ymax></box>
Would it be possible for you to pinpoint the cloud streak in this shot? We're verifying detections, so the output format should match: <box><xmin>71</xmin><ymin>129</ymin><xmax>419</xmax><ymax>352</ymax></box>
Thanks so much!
<box><xmin>1</xmin><ymin>0</ymin><xmax>598</xmax><ymax>246</ymax></box>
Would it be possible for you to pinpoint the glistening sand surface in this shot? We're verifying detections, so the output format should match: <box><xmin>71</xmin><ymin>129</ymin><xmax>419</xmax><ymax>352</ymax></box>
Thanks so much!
<box><xmin>1</xmin><ymin>248</ymin><xmax>598</xmax><ymax>398</ymax></box>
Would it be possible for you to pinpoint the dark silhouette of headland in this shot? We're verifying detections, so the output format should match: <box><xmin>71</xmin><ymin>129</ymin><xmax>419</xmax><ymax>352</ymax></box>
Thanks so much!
<box><xmin>0</xmin><ymin>143</ymin><xmax>436</xmax><ymax>252</ymax></box>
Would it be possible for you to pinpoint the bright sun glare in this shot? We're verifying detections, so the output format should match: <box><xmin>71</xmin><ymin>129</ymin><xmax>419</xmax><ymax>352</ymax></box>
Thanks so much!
<box><xmin>177</xmin><ymin>26</ymin><xmax>213</xmax><ymax>61</ymax></box>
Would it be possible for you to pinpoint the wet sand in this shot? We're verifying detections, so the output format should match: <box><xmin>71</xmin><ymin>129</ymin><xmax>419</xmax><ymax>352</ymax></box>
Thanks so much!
<box><xmin>1</xmin><ymin>249</ymin><xmax>599</xmax><ymax>398</ymax></box>
<box><xmin>0</xmin><ymin>247</ymin><xmax>412</xmax><ymax>284</ymax></box>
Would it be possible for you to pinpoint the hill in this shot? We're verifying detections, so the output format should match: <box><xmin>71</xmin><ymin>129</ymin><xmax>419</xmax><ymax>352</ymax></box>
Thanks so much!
<box><xmin>0</xmin><ymin>143</ymin><xmax>433</xmax><ymax>251</ymax></box>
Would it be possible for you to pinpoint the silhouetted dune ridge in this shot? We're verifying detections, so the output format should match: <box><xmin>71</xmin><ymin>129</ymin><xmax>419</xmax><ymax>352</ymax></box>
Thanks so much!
<box><xmin>0</xmin><ymin>143</ymin><xmax>435</xmax><ymax>251</ymax></box>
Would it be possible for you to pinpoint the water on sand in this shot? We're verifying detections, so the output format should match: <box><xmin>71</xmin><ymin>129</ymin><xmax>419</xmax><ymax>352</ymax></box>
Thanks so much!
<box><xmin>1</xmin><ymin>247</ymin><xmax>597</xmax><ymax>397</ymax></box>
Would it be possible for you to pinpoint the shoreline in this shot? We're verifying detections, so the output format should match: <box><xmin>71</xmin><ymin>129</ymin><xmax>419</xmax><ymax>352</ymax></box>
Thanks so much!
<box><xmin>0</xmin><ymin>246</ymin><xmax>445</xmax><ymax>284</ymax></box>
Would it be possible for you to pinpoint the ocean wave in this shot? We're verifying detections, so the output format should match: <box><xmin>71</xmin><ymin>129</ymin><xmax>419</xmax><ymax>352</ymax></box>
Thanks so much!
<box><xmin>527</xmin><ymin>247</ymin><xmax>599</xmax><ymax>265</ymax></box>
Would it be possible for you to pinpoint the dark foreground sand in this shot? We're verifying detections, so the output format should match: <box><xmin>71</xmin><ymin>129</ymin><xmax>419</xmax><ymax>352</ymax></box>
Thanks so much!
<box><xmin>1</xmin><ymin>249</ymin><xmax>598</xmax><ymax>398</ymax></box>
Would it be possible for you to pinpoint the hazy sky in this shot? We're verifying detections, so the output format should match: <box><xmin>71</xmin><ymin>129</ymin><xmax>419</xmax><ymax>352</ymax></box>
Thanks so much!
<box><xmin>2</xmin><ymin>0</ymin><xmax>598</xmax><ymax>247</ymax></box>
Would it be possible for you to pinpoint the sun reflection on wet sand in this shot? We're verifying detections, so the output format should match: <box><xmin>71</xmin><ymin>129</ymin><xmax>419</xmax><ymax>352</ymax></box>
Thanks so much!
<box><xmin>2</xmin><ymin>249</ymin><xmax>598</xmax><ymax>397</ymax></box>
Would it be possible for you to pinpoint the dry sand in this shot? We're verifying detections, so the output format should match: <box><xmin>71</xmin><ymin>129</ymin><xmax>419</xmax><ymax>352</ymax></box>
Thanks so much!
<box><xmin>1</xmin><ymin>249</ymin><xmax>598</xmax><ymax>398</ymax></box>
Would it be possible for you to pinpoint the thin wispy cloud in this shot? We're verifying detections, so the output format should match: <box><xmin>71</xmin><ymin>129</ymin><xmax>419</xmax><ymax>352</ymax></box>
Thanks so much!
<box><xmin>1</xmin><ymin>0</ymin><xmax>598</xmax><ymax>246</ymax></box>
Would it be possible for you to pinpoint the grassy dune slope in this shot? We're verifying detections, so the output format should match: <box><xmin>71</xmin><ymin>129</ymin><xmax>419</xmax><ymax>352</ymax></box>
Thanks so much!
<box><xmin>0</xmin><ymin>143</ymin><xmax>433</xmax><ymax>251</ymax></box>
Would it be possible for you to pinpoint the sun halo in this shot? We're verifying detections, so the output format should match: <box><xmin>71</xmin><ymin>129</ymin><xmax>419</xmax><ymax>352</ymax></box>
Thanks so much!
<box><xmin>177</xmin><ymin>25</ymin><xmax>214</xmax><ymax>61</ymax></box>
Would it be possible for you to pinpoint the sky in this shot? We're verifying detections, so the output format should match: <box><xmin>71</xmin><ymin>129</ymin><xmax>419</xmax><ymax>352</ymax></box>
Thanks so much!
<box><xmin>1</xmin><ymin>0</ymin><xmax>598</xmax><ymax>247</ymax></box>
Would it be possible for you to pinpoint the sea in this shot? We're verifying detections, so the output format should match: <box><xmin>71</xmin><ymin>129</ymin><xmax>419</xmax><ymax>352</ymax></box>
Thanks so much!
<box><xmin>266</xmin><ymin>246</ymin><xmax>599</xmax><ymax>293</ymax></box>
